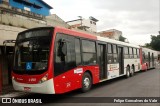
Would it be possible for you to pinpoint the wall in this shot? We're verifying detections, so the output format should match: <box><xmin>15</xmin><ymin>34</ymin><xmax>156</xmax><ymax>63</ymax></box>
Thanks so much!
<box><xmin>83</xmin><ymin>19</ymin><xmax>97</xmax><ymax>32</ymax></box>
<box><xmin>0</xmin><ymin>24</ymin><xmax>26</xmax><ymax>45</ymax></box>
<box><xmin>46</xmin><ymin>14</ymin><xmax>69</xmax><ymax>28</ymax></box>
<box><xmin>0</xmin><ymin>13</ymin><xmax>47</xmax><ymax>31</ymax></box>
<box><xmin>9</xmin><ymin>0</ymin><xmax>51</xmax><ymax>16</ymax></box>
<box><xmin>67</xmin><ymin>19</ymin><xmax>97</xmax><ymax>32</ymax></box>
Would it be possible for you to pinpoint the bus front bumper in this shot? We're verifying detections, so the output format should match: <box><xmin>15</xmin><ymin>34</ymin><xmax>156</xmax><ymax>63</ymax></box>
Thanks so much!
<box><xmin>12</xmin><ymin>78</ymin><xmax>55</xmax><ymax>94</ymax></box>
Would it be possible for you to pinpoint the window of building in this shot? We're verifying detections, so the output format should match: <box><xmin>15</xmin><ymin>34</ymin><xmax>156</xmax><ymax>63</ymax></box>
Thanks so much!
<box><xmin>93</xmin><ymin>22</ymin><xmax>96</xmax><ymax>25</ymax></box>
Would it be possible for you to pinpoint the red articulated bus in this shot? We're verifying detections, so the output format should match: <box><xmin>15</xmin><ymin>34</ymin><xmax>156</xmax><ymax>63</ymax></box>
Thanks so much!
<box><xmin>12</xmin><ymin>27</ymin><xmax>157</xmax><ymax>94</ymax></box>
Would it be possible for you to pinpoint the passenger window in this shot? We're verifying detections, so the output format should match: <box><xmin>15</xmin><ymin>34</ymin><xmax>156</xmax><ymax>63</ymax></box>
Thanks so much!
<box><xmin>108</xmin><ymin>44</ymin><xmax>112</xmax><ymax>53</ymax></box>
<box><xmin>129</xmin><ymin>48</ymin><xmax>133</xmax><ymax>58</ymax></box>
<box><xmin>82</xmin><ymin>40</ymin><xmax>96</xmax><ymax>65</ymax></box>
<box><xmin>124</xmin><ymin>47</ymin><xmax>129</xmax><ymax>54</ymax></box>
<box><xmin>124</xmin><ymin>47</ymin><xmax>129</xmax><ymax>59</ymax></box>
<box><xmin>75</xmin><ymin>38</ymin><xmax>81</xmax><ymax>66</ymax></box>
<box><xmin>137</xmin><ymin>49</ymin><xmax>140</xmax><ymax>58</ymax></box>
<box><xmin>54</xmin><ymin>33</ymin><xmax>76</xmax><ymax>76</ymax></box>
<box><xmin>113</xmin><ymin>45</ymin><xmax>117</xmax><ymax>53</ymax></box>
<box><xmin>107</xmin><ymin>44</ymin><xmax>118</xmax><ymax>63</ymax></box>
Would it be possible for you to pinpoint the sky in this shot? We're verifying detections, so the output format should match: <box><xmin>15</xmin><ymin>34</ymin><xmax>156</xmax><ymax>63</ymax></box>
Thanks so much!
<box><xmin>44</xmin><ymin>0</ymin><xmax>159</xmax><ymax>45</ymax></box>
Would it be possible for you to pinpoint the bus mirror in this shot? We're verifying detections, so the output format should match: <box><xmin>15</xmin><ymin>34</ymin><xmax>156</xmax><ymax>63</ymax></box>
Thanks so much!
<box><xmin>58</xmin><ymin>39</ymin><xmax>67</xmax><ymax>56</ymax></box>
<box><xmin>62</xmin><ymin>42</ymin><xmax>67</xmax><ymax>56</ymax></box>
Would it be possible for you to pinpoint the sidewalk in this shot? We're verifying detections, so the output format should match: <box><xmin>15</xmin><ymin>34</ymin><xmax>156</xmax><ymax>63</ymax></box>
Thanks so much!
<box><xmin>0</xmin><ymin>85</ymin><xmax>28</xmax><ymax>98</ymax></box>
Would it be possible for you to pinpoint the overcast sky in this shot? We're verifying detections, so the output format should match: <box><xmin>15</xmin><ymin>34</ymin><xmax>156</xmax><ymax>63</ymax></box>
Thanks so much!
<box><xmin>44</xmin><ymin>0</ymin><xmax>159</xmax><ymax>45</ymax></box>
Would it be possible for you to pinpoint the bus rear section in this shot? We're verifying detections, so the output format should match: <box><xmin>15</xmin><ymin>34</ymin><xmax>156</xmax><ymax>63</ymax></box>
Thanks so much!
<box><xmin>140</xmin><ymin>47</ymin><xmax>158</xmax><ymax>71</ymax></box>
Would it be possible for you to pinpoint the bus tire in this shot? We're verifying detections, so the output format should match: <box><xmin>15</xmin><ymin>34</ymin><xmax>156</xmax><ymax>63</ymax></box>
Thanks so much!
<box><xmin>81</xmin><ymin>72</ymin><xmax>92</xmax><ymax>92</ymax></box>
<box><xmin>126</xmin><ymin>66</ymin><xmax>130</xmax><ymax>78</ymax></box>
<box><xmin>130</xmin><ymin>66</ymin><xmax>134</xmax><ymax>76</ymax></box>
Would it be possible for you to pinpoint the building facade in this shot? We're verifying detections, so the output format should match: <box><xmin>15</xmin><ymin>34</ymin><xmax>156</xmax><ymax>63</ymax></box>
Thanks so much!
<box><xmin>67</xmin><ymin>16</ymin><xmax>98</xmax><ymax>33</ymax></box>
<box><xmin>46</xmin><ymin>14</ymin><xmax>70</xmax><ymax>28</ymax></box>
<box><xmin>0</xmin><ymin>0</ymin><xmax>52</xmax><ymax>16</ymax></box>
<box><xmin>0</xmin><ymin>0</ymin><xmax>54</xmax><ymax>86</ymax></box>
<box><xmin>99</xmin><ymin>29</ymin><xmax>122</xmax><ymax>40</ymax></box>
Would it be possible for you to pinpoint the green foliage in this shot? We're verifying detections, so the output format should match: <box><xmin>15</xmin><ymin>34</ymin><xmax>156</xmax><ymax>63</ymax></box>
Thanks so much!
<box><xmin>119</xmin><ymin>35</ymin><xmax>126</xmax><ymax>42</ymax></box>
<box><xmin>144</xmin><ymin>43</ymin><xmax>152</xmax><ymax>49</ymax></box>
<box><xmin>150</xmin><ymin>35</ymin><xmax>160</xmax><ymax>51</ymax></box>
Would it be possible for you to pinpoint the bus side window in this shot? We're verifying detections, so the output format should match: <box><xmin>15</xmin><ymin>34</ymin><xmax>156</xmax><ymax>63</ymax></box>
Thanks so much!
<box><xmin>133</xmin><ymin>48</ymin><xmax>137</xmax><ymax>58</ymax></box>
<box><xmin>75</xmin><ymin>38</ymin><xmax>81</xmax><ymax>66</ymax></box>
<box><xmin>124</xmin><ymin>47</ymin><xmax>129</xmax><ymax>59</ymax></box>
<box><xmin>129</xmin><ymin>47</ymin><xmax>133</xmax><ymax>58</ymax></box>
<box><xmin>107</xmin><ymin>44</ymin><xmax>112</xmax><ymax>64</ymax></box>
<box><xmin>54</xmin><ymin>33</ymin><xmax>76</xmax><ymax>76</ymax></box>
<box><xmin>82</xmin><ymin>40</ymin><xmax>96</xmax><ymax>65</ymax></box>
<box><xmin>66</xmin><ymin>35</ymin><xmax>76</xmax><ymax>70</ymax></box>
<box><xmin>137</xmin><ymin>49</ymin><xmax>140</xmax><ymax>58</ymax></box>
<box><xmin>113</xmin><ymin>44</ymin><xmax>118</xmax><ymax>63</ymax></box>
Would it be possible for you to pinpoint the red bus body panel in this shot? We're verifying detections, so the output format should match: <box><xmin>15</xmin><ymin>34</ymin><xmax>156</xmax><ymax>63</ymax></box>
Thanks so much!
<box><xmin>53</xmin><ymin>27</ymin><xmax>99</xmax><ymax>94</ymax></box>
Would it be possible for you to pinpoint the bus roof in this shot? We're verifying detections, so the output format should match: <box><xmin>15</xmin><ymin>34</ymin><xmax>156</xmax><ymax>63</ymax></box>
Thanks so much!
<box><xmin>55</xmin><ymin>26</ymin><xmax>140</xmax><ymax>48</ymax></box>
<box><xmin>21</xmin><ymin>26</ymin><xmax>140</xmax><ymax>48</ymax></box>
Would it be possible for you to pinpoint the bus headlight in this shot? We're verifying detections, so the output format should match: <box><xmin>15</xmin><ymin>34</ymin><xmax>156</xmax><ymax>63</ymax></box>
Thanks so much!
<box><xmin>39</xmin><ymin>74</ymin><xmax>48</xmax><ymax>83</ymax></box>
<box><xmin>12</xmin><ymin>76</ymin><xmax>15</xmax><ymax>80</ymax></box>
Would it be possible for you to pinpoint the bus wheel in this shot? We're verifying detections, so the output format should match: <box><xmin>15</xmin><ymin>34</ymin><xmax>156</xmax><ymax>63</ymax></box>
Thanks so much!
<box><xmin>126</xmin><ymin>66</ymin><xmax>130</xmax><ymax>78</ymax></box>
<box><xmin>81</xmin><ymin>72</ymin><xmax>92</xmax><ymax>92</ymax></box>
<box><xmin>130</xmin><ymin>66</ymin><xmax>134</xmax><ymax>76</ymax></box>
<box><xmin>145</xmin><ymin>64</ymin><xmax>148</xmax><ymax>71</ymax></box>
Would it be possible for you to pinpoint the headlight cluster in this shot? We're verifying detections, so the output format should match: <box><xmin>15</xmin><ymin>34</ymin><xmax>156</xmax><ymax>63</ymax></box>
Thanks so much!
<box><xmin>39</xmin><ymin>74</ymin><xmax>48</xmax><ymax>83</ymax></box>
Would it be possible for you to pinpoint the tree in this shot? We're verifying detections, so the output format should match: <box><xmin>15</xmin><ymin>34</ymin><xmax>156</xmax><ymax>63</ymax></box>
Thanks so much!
<box><xmin>150</xmin><ymin>35</ymin><xmax>160</xmax><ymax>51</ymax></box>
<box><xmin>144</xmin><ymin>43</ymin><xmax>152</xmax><ymax>49</ymax></box>
<box><xmin>119</xmin><ymin>35</ymin><xmax>126</xmax><ymax>42</ymax></box>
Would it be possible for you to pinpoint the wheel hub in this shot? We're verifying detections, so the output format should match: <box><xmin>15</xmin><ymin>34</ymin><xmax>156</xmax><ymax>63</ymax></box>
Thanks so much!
<box><xmin>84</xmin><ymin>77</ymin><xmax>90</xmax><ymax>88</ymax></box>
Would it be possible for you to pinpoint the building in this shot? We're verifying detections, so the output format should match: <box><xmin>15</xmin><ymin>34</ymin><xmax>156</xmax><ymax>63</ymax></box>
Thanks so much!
<box><xmin>0</xmin><ymin>0</ymin><xmax>53</xmax><ymax>86</ymax></box>
<box><xmin>0</xmin><ymin>0</ymin><xmax>53</xmax><ymax>16</ymax></box>
<box><xmin>99</xmin><ymin>29</ymin><xmax>122</xmax><ymax>40</ymax></box>
<box><xmin>67</xmin><ymin>16</ymin><xmax>98</xmax><ymax>33</ymax></box>
<box><xmin>46</xmin><ymin>14</ymin><xmax>70</xmax><ymax>28</ymax></box>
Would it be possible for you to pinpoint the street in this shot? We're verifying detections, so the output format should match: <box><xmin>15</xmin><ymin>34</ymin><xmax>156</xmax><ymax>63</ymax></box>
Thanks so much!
<box><xmin>11</xmin><ymin>68</ymin><xmax>159</xmax><ymax>106</ymax></box>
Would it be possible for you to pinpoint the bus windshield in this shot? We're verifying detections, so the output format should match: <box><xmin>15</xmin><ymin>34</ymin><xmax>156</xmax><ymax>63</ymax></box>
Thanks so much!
<box><xmin>13</xmin><ymin>28</ymin><xmax>53</xmax><ymax>74</ymax></box>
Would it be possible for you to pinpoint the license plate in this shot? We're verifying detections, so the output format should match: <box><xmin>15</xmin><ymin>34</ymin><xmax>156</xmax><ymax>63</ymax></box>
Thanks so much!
<box><xmin>24</xmin><ymin>87</ymin><xmax>31</xmax><ymax>91</ymax></box>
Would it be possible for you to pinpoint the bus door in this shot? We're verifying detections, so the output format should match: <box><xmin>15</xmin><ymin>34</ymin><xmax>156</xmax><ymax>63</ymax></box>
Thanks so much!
<box><xmin>118</xmin><ymin>47</ymin><xmax>124</xmax><ymax>75</ymax></box>
<box><xmin>97</xmin><ymin>43</ymin><xmax>107</xmax><ymax>80</ymax></box>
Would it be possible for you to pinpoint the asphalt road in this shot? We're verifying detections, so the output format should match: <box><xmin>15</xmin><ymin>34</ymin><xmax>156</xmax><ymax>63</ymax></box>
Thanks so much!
<box><xmin>2</xmin><ymin>68</ymin><xmax>160</xmax><ymax>106</ymax></box>
<box><xmin>16</xmin><ymin>68</ymin><xmax>160</xmax><ymax>106</ymax></box>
